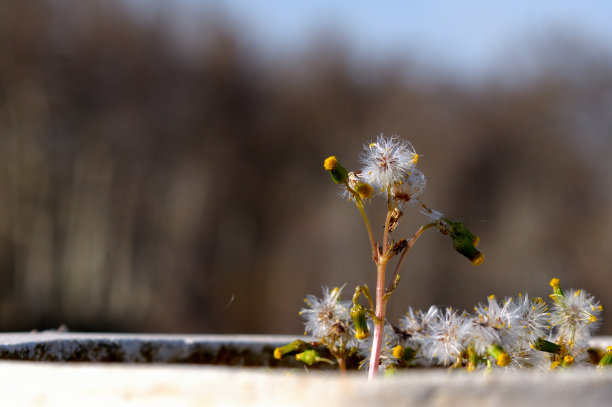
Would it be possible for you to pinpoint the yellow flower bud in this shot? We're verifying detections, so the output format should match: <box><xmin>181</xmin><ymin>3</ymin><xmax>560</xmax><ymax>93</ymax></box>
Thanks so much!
<box><xmin>350</xmin><ymin>303</ymin><xmax>370</xmax><ymax>340</ymax></box>
<box><xmin>355</xmin><ymin>182</ymin><xmax>373</xmax><ymax>199</ymax></box>
<box><xmin>497</xmin><ymin>352</ymin><xmax>510</xmax><ymax>367</ymax></box>
<box><xmin>487</xmin><ymin>344</ymin><xmax>510</xmax><ymax>367</ymax></box>
<box><xmin>323</xmin><ymin>156</ymin><xmax>338</xmax><ymax>171</ymax></box>
<box><xmin>323</xmin><ymin>156</ymin><xmax>349</xmax><ymax>184</ymax></box>
<box><xmin>549</xmin><ymin>277</ymin><xmax>564</xmax><ymax>298</ymax></box>
<box><xmin>549</xmin><ymin>278</ymin><xmax>560</xmax><ymax>289</ymax></box>
<box><xmin>392</xmin><ymin>345</ymin><xmax>405</xmax><ymax>360</ymax></box>
<box><xmin>441</xmin><ymin>218</ymin><xmax>483</xmax><ymax>265</ymax></box>
<box><xmin>273</xmin><ymin>339</ymin><xmax>309</xmax><ymax>360</ymax></box>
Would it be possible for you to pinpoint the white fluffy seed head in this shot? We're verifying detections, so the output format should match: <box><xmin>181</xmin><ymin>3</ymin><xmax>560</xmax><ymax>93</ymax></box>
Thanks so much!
<box><xmin>509</xmin><ymin>294</ymin><xmax>550</xmax><ymax>345</ymax></box>
<box><xmin>300</xmin><ymin>286</ymin><xmax>352</xmax><ymax>345</ymax></box>
<box><xmin>550</xmin><ymin>289</ymin><xmax>602</xmax><ymax>344</ymax></box>
<box><xmin>392</xmin><ymin>168</ymin><xmax>427</xmax><ymax>206</ymax></box>
<box><xmin>424</xmin><ymin>308</ymin><xmax>467</xmax><ymax>366</ymax></box>
<box><xmin>463</xmin><ymin>295</ymin><xmax>520</xmax><ymax>354</ymax></box>
<box><xmin>401</xmin><ymin>305</ymin><xmax>439</xmax><ymax>343</ymax></box>
<box><xmin>361</xmin><ymin>134</ymin><xmax>419</xmax><ymax>191</ymax></box>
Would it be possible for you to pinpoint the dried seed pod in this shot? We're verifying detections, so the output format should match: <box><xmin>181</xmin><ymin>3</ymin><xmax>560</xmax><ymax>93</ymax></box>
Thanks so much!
<box><xmin>388</xmin><ymin>208</ymin><xmax>403</xmax><ymax>232</ymax></box>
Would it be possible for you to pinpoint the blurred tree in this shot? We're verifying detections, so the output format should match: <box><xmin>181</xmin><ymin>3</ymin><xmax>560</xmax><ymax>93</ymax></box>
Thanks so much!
<box><xmin>0</xmin><ymin>0</ymin><xmax>610</xmax><ymax>334</ymax></box>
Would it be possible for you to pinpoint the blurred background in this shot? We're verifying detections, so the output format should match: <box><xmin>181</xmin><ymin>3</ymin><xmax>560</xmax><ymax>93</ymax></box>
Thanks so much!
<box><xmin>1</xmin><ymin>0</ymin><xmax>612</xmax><ymax>335</ymax></box>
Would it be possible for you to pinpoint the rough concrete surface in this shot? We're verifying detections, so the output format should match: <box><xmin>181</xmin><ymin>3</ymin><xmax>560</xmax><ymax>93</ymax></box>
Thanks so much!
<box><xmin>0</xmin><ymin>333</ymin><xmax>610</xmax><ymax>406</ymax></box>
<box><xmin>0</xmin><ymin>332</ymin><xmax>307</xmax><ymax>366</ymax></box>
<box><xmin>1</xmin><ymin>362</ymin><xmax>612</xmax><ymax>406</ymax></box>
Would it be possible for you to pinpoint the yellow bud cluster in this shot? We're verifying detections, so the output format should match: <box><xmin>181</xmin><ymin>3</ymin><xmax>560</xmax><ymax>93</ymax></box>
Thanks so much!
<box><xmin>471</xmin><ymin>253</ymin><xmax>485</xmax><ymax>265</ymax></box>
<box><xmin>323</xmin><ymin>156</ymin><xmax>338</xmax><ymax>171</ymax></box>
<box><xmin>392</xmin><ymin>345</ymin><xmax>405</xmax><ymax>359</ymax></box>
<box><xmin>355</xmin><ymin>182</ymin><xmax>373</xmax><ymax>199</ymax></box>
<box><xmin>497</xmin><ymin>352</ymin><xmax>511</xmax><ymax>367</ymax></box>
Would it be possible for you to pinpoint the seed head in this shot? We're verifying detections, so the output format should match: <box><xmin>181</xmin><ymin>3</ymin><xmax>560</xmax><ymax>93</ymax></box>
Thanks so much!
<box><xmin>550</xmin><ymin>288</ymin><xmax>602</xmax><ymax>344</ymax></box>
<box><xmin>300</xmin><ymin>286</ymin><xmax>352</xmax><ymax>347</ymax></box>
<box><xmin>392</xmin><ymin>168</ymin><xmax>427</xmax><ymax>205</ymax></box>
<box><xmin>424</xmin><ymin>308</ymin><xmax>467</xmax><ymax>366</ymax></box>
<box><xmin>361</xmin><ymin>135</ymin><xmax>419</xmax><ymax>190</ymax></box>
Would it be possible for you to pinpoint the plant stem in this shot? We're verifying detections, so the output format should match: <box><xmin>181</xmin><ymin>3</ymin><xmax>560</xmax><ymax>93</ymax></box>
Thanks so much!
<box><xmin>382</xmin><ymin>192</ymin><xmax>393</xmax><ymax>255</ymax></box>
<box><xmin>386</xmin><ymin>223</ymin><xmax>435</xmax><ymax>295</ymax></box>
<box><xmin>336</xmin><ymin>356</ymin><xmax>347</xmax><ymax>375</ymax></box>
<box><xmin>368</xmin><ymin>200</ymin><xmax>394</xmax><ymax>379</ymax></box>
<box><xmin>355</xmin><ymin>199</ymin><xmax>378</xmax><ymax>260</ymax></box>
<box><xmin>368</xmin><ymin>261</ymin><xmax>388</xmax><ymax>379</ymax></box>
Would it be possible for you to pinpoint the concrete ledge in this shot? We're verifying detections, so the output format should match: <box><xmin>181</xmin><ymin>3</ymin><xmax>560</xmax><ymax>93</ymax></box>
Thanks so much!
<box><xmin>0</xmin><ymin>333</ymin><xmax>611</xmax><ymax>406</ymax></box>
<box><xmin>0</xmin><ymin>332</ymin><xmax>310</xmax><ymax>367</ymax></box>
<box><xmin>1</xmin><ymin>332</ymin><xmax>610</xmax><ymax>365</ymax></box>
<box><xmin>1</xmin><ymin>362</ymin><xmax>612</xmax><ymax>406</ymax></box>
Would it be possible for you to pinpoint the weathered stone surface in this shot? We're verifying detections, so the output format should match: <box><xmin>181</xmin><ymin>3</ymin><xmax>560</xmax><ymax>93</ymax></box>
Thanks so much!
<box><xmin>0</xmin><ymin>332</ymin><xmax>313</xmax><ymax>366</ymax></box>
<box><xmin>1</xmin><ymin>362</ymin><xmax>612</xmax><ymax>406</ymax></box>
<box><xmin>0</xmin><ymin>333</ymin><xmax>611</xmax><ymax>406</ymax></box>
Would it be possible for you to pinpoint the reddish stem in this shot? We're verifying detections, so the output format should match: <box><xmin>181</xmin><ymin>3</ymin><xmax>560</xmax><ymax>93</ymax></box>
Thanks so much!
<box><xmin>368</xmin><ymin>206</ymin><xmax>393</xmax><ymax>379</ymax></box>
<box><xmin>368</xmin><ymin>262</ymin><xmax>388</xmax><ymax>379</ymax></box>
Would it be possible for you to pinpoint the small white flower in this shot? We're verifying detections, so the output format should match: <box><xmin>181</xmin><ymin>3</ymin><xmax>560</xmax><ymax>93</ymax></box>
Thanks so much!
<box><xmin>502</xmin><ymin>294</ymin><xmax>550</xmax><ymax>369</ymax></box>
<box><xmin>392</xmin><ymin>168</ymin><xmax>427</xmax><ymax>206</ymax></box>
<box><xmin>509</xmin><ymin>294</ymin><xmax>550</xmax><ymax>345</ymax></box>
<box><xmin>423</xmin><ymin>308</ymin><xmax>467</xmax><ymax>366</ymax></box>
<box><xmin>550</xmin><ymin>288</ymin><xmax>602</xmax><ymax>345</ymax></box>
<box><xmin>361</xmin><ymin>135</ymin><xmax>419</xmax><ymax>190</ymax></box>
<box><xmin>300</xmin><ymin>286</ymin><xmax>352</xmax><ymax>344</ymax></box>
<box><xmin>401</xmin><ymin>305</ymin><xmax>439</xmax><ymax>343</ymax></box>
<box><xmin>463</xmin><ymin>295</ymin><xmax>517</xmax><ymax>354</ymax></box>
<box><xmin>507</xmin><ymin>346</ymin><xmax>549</xmax><ymax>371</ymax></box>
<box><xmin>461</xmin><ymin>296</ymin><xmax>504</xmax><ymax>355</ymax></box>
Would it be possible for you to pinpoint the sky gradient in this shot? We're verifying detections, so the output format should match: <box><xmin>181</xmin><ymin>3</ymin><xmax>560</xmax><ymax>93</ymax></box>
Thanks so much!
<box><xmin>129</xmin><ymin>1</ymin><xmax>612</xmax><ymax>78</ymax></box>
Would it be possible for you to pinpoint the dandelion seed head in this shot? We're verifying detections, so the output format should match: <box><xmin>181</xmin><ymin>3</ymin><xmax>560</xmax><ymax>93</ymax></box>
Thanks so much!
<box><xmin>509</xmin><ymin>294</ymin><xmax>550</xmax><ymax>345</ymax></box>
<box><xmin>464</xmin><ymin>295</ymin><xmax>519</xmax><ymax>354</ymax></box>
<box><xmin>550</xmin><ymin>288</ymin><xmax>602</xmax><ymax>344</ymax></box>
<box><xmin>300</xmin><ymin>286</ymin><xmax>352</xmax><ymax>344</ymax></box>
<box><xmin>423</xmin><ymin>308</ymin><xmax>467</xmax><ymax>366</ymax></box>
<box><xmin>361</xmin><ymin>135</ymin><xmax>419</xmax><ymax>190</ymax></box>
<box><xmin>392</xmin><ymin>168</ymin><xmax>427</xmax><ymax>205</ymax></box>
<box><xmin>401</xmin><ymin>306</ymin><xmax>438</xmax><ymax>344</ymax></box>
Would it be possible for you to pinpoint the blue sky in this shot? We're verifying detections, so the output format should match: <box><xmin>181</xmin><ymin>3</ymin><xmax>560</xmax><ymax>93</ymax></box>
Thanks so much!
<box><xmin>129</xmin><ymin>1</ymin><xmax>612</xmax><ymax>77</ymax></box>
